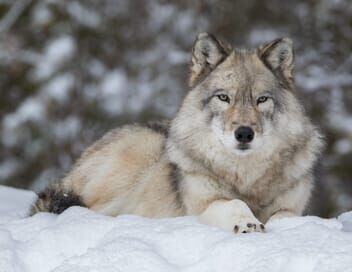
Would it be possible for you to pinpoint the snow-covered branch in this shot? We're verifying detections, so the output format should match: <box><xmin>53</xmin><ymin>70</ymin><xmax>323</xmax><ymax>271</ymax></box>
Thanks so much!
<box><xmin>0</xmin><ymin>0</ymin><xmax>32</xmax><ymax>33</ymax></box>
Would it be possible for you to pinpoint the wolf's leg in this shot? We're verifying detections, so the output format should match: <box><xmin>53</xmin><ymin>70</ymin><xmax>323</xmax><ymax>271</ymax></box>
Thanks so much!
<box><xmin>267</xmin><ymin>210</ymin><xmax>296</xmax><ymax>222</ymax></box>
<box><xmin>265</xmin><ymin>176</ymin><xmax>312</xmax><ymax>223</ymax></box>
<box><xmin>198</xmin><ymin>199</ymin><xmax>265</xmax><ymax>233</ymax></box>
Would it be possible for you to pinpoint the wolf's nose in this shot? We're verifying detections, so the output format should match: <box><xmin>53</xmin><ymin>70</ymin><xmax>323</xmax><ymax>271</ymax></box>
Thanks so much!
<box><xmin>235</xmin><ymin>126</ymin><xmax>254</xmax><ymax>143</ymax></box>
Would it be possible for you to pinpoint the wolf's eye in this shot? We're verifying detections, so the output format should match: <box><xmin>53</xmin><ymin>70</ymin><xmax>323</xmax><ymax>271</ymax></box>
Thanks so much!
<box><xmin>217</xmin><ymin>94</ymin><xmax>230</xmax><ymax>103</ymax></box>
<box><xmin>257</xmin><ymin>96</ymin><xmax>269</xmax><ymax>105</ymax></box>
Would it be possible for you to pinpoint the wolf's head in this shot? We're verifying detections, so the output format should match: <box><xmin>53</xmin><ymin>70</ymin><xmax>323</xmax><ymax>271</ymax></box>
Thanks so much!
<box><xmin>170</xmin><ymin>33</ymin><xmax>319</xmax><ymax>164</ymax></box>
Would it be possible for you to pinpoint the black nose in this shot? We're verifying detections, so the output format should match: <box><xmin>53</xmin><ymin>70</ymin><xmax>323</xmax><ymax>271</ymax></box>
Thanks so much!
<box><xmin>235</xmin><ymin>126</ymin><xmax>254</xmax><ymax>143</ymax></box>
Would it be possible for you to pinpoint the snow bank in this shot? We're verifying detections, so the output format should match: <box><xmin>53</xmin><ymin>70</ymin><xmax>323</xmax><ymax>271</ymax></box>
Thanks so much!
<box><xmin>0</xmin><ymin>185</ymin><xmax>352</xmax><ymax>272</ymax></box>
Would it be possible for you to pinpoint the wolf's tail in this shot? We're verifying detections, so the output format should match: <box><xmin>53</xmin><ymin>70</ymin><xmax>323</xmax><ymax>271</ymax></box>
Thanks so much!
<box><xmin>30</xmin><ymin>183</ymin><xmax>86</xmax><ymax>216</ymax></box>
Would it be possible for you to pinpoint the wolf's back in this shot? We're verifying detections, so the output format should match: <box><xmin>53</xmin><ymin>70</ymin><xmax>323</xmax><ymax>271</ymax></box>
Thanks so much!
<box><xmin>30</xmin><ymin>183</ymin><xmax>86</xmax><ymax>215</ymax></box>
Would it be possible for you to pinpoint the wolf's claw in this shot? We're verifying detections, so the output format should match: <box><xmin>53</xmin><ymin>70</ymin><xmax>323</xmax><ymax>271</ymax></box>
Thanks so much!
<box><xmin>233</xmin><ymin>222</ymin><xmax>265</xmax><ymax>234</ymax></box>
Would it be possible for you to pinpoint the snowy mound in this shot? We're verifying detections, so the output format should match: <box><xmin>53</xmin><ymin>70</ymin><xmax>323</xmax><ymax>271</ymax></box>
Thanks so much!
<box><xmin>1</xmin><ymin>185</ymin><xmax>352</xmax><ymax>272</ymax></box>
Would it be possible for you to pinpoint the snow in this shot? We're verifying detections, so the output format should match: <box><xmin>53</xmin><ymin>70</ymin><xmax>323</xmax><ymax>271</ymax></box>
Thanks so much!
<box><xmin>334</xmin><ymin>139</ymin><xmax>352</xmax><ymax>154</ymax></box>
<box><xmin>44</xmin><ymin>74</ymin><xmax>74</xmax><ymax>104</ymax></box>
<box><xmin>0</xmin><ymin>186</ymin><xmax>36</xmax><ymax>224</ymax></box>
<box><xmin>3</xmin><ymin>97</ymin><xmax>45</xmax><ymax>130</ymax></box>
<box><xmin>31</xmin><ymin>3</ymin><xmax>52</xmax><ymax>26</ymax></box>
<box><xmin>0</xmin><ymin>159</ymin><xmax>19</xmax><ymax>180</ymax></box>
<box><xmin>1</xmin><ymin>96</ymin><xmax>46</xmax><ymax>149</ymax></box>
<box><xmin>167</xmin><ymin>50</ymin><xmax>189</xmax><ymax>64</ymax></box>
<box><xmin>67</xmin><ymin>1</ymin><xmax>101</xmax><ymax>28</ymax></box>
<box><xmin>34</xmin><ymin>36</ymin><xmax>76</xmax><ymax>80</ymax></box>
<box><xmin>0</xmin><ymin>186</ymin><xmax>352</xmax><ymax>272</ymax></box>
<box><xmin>52</xmin><ymin>116</ymin><xmax>81</xmax><ymax>142</ymax></box>
<box><xmin>248</xmin><ymin>28</ymin><xmax>285</xmax><ymax>45</ymax></box>
<box><xmin>99</xmin><ymin>69</ymin><xmax>128</xmax><ymax>115</ymax></box>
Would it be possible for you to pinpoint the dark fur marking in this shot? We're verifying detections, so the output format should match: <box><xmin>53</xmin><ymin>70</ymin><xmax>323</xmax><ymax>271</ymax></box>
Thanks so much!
<box><xmin>201</xmin><ymin>95</ymin><xmax>213</xmax><ymax>108</ymax></box>
<box><xmin>145</xmin><ymin>120</ymin><xmax>170</xmax><ymax>137</ymax></box>
<box><xmin>272</xmin><ymin>69</ymin><xmax>292</xmax><ymax>91</ymax></box>
<box><xmin>38</xmin><ymin>185</ymin><xmax>85</xmax><ymax>214</ymax></box>
<box><xmin>201</xmin><ymin>89</ymin><xmax>226</xmax><ymax>109</ymax></box>
<box><xmin>169</xmin><ymin>163</ymin><xmax>183</xmax><ymax>209</ymax></box>
<box><xmin>205</xmin><ymin>111</ymin><xmax>215</xmax><ymax>126</ymax></box>
<box><xmin>258</xmin><ymin>38</ymin><xmax>284</xmax><ymax>68</ymax></box>
<box><xmin>207</xmin><ymin>33</ymin><xmax>229</xmax><ymax>58</ymax></box>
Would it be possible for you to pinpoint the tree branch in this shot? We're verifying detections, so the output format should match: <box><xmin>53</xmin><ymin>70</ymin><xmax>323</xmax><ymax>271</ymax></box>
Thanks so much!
<box><xmin>0</xmin><ymin>0</ymin><xmax>32</xmax><ymax>34</ymax></box>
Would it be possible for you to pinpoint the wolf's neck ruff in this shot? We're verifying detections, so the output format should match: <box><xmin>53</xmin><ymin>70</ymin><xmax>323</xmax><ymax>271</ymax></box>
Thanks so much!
<box><xmin>32</xmin><ymin>33</ymin><xmax>323</xmax><ymax>234</ymax></box>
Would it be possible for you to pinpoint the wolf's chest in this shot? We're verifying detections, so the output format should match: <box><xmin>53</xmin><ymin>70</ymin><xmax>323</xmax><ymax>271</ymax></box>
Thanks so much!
<box><xmin>225</xmin><ymin>166</ymin><xmax>284</xmax><ymax>208</ymax></box>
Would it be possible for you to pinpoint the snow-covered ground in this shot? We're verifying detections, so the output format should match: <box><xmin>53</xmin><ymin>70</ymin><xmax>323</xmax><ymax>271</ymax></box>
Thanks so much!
<box><xmin>1</xmin><ymin>185</ymin><xmax>352</xmax><ymax>272</ymax></box>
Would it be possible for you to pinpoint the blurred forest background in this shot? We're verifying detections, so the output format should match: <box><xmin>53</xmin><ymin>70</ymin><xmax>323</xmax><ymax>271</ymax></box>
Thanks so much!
<box><xmin>0</xmin><ymin>0</ymin><xmax>351</xmax><ymax>218</ymax></box>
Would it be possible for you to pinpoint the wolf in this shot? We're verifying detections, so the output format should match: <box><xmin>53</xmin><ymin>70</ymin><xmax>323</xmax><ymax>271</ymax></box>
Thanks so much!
<box><xmin>31</xmin><ymin>33</ymin><xmax>323</xmax><ymax>233</ymax></box>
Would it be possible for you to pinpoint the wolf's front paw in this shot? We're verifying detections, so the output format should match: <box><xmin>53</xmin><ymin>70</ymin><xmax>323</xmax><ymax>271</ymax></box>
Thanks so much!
<box><xmin>199</xmin><ymin>199</ymin><xmax>265</xmax><ymax>233</ymax></box>
<box><xmin>233</xmin><ymin>220</ymin><xmax>265</xmax><ymax>234</ymax></box>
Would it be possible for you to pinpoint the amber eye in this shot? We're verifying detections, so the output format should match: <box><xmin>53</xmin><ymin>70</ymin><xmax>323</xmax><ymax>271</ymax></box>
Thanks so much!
<box><xmin>257</xmin><ymin>96</ymin><xmax>269</xmax><ymax>105</ymax></box>
<box><xmin>217</xmin><ymin>94</ymin><xmax>230</xmax><ymax>103</ymax></box>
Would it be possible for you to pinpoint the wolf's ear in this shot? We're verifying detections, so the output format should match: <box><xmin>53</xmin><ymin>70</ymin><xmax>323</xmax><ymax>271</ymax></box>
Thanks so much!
<box><xmin>189</xmin><ymin>32</ymin><xmax>231</xmax><ymax>88</ymax></box>
<box><xmin>258</xmin><ymin>38</ymin><xmax>294</xmax><ymax>85</ymax></box>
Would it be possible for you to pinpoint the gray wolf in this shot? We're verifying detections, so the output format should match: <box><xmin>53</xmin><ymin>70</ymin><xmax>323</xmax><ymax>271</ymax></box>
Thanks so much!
<box><xmin>31</xmin><ymin>33</ymin><xmax>323</xmax><ymax>233</ymax></box>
